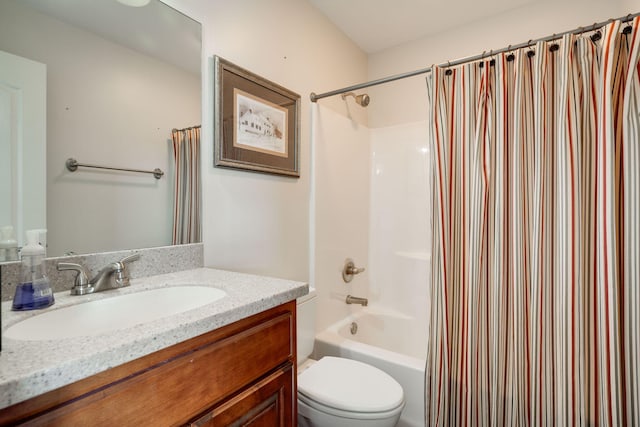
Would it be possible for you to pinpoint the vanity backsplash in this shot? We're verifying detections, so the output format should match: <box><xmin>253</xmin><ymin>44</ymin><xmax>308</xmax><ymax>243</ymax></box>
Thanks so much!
<box><xmin>0</xmin><ymin>243</ymin><xmax>204</xmax><ymax>302</ymax></box>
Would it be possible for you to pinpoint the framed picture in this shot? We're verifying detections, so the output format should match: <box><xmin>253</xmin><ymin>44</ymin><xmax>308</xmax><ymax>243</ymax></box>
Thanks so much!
<box><xmin>214</xmin><ymin>56</ymin><xmax>300</xmax><ymax>177</ymax></box>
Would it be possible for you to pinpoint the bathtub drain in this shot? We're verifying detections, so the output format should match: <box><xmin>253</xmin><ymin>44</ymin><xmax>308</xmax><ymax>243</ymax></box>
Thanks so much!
<box><xmin>350</xmin><ymin>322</ymin><xmax>358</xmax><ymax>335</ymax></box>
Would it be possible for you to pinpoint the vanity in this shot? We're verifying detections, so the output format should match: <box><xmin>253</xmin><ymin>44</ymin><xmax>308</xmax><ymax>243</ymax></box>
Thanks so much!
<box><xmin>0</xmin><ymin>268</ymin><xmax>308</xmax><ymax>425</ymax></box>
<box><xmin>1</xmin><ymin>0</ymin><xmax>308</xmax><ymax>423</ymax></box>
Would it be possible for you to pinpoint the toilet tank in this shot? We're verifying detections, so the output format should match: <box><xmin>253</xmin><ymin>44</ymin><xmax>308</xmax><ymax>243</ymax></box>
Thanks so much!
<box><xmin>296</xmin><ymin>288</ymin><xmax>317</xmax><ymax>365</ymax></box>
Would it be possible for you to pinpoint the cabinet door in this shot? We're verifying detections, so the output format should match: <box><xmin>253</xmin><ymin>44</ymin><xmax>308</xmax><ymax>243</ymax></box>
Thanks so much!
<box><xmin>190</xmin><ymin>363</ymin><xmax>294</xmax><ymax>427</ymax></box>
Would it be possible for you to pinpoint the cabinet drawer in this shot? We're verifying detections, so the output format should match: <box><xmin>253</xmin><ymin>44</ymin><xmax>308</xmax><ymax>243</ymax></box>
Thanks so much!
<box><xmin>190</xmin><ymin>363</ymin><xmax>294</xmax><ymax>427</ymax></box>
<box><xmin>9</xmin><ymin>305</ymin><xmax>294</xmax><ymax>426</ymax></box>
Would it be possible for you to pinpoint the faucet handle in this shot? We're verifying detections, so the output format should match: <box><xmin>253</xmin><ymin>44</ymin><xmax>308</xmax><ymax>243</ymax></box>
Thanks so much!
<box><xmin>119</xmin><ymin>253</ymin><xmax>140</xmax><ymax>265</ymax></box>
<box><xmin>57</xmin><ymin>262</ymin><xmax>93</xmax><ymax>295</ymax></box>
<box><xmin>57</xmin><ymin>262</ymin><xmax>90</xmax><ymax>285</ymax></box>
<box><xmin>113</xmin><ymin>253</ymin><xmax>140</xmax><ymax>287</ymax></box>
<box><xmin>342</xmin><ymin>258</ymin><xmax>366</xmax><ymax>283</ymax></box>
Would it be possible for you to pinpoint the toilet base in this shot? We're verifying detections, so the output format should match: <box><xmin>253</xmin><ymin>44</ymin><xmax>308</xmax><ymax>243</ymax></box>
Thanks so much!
<box><xmin>297</xmin><ymin>397</ymin><xmax>402</xmax><ymax>427</ymax></box>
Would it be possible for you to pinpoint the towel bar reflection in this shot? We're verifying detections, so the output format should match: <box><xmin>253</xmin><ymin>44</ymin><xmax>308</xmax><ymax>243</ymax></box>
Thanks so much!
<box><xmin>65</xmin><ymin>158</ymin><xmax>164</xmax><ymax>179</ymax></box>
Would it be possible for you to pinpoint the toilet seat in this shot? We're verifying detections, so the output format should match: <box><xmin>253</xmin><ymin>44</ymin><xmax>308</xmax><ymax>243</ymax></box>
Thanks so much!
<box><xmin>298</xmin><ymin>356</ymin><xmax>404</xmax><ymax>416</ymax></box>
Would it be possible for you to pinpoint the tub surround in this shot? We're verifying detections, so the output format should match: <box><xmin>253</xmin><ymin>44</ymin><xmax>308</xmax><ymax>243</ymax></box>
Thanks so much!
<box><xmin>0</xmin><ymin>267</ymin><xmax>308</xmax><ymax>409</ymax></box>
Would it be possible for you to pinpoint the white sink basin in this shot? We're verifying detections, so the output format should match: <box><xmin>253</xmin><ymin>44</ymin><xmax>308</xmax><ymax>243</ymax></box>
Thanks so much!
<box><xmin>5</xmin><ymin>286</ymin><xmax>226</xmax><ymax>341</ymax></box>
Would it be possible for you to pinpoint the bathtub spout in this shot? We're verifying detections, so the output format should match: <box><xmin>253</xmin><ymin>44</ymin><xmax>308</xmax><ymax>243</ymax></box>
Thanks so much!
<box><xmin>346</xmin><ymin>295</ymin><xmax>368</xmax><ymax>306</ymax></box>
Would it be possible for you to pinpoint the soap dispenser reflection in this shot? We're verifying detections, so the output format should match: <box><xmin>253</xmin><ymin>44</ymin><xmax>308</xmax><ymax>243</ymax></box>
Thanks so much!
<box><xmin>12</xmin><ymin>229</ymin><xmax>54</xmax><ymax>311</ymax></box>
<box><xmin>0</xmin><ymin>225</ymin><xmax>19</xmax><ymax>262</ymax></box>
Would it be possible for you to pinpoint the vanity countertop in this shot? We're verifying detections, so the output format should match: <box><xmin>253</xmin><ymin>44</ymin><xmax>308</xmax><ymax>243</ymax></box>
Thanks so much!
<box><xmin>0</xmin><ymin>267</ymin><xmax>308</xmax><ymax>410</ymax></box>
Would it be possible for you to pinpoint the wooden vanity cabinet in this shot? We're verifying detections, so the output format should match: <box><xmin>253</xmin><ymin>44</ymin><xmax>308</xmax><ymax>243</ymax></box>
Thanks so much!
<box><xmin>0</xmin><ymin>301</ymin><xmax>297</xmax><ymax>426</ymax></box>
<box><xmin>189</xmin><ymin>363</ymin><xmax>293</xmax><ymax>426</ymax></box>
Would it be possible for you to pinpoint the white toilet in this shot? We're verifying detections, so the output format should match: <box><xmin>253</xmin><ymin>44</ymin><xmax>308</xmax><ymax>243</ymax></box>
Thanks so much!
<box><xmin>296</xmin><ymin>289</ymin><xmax>405</xmax><ymax>427</ymax></box>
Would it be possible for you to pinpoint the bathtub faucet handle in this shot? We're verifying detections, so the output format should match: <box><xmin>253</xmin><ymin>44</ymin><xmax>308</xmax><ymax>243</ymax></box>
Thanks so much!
<box><xmin>347</xmin><ymin>265</ymin><xmax>365</xmax><ymax>275</ymax></box>
<box><xmin>342</xmin><ymin>258</ymin><xmax>366</xmax><ymax>282</ymax></box>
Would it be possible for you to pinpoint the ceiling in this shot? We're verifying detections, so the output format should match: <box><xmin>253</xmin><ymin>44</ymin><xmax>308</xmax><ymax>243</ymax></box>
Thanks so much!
<box><xmin>309</xmin><ymin>0</ymin><xmax>535</xmax><ymax>53</ymax></box>
<box><xmin>21</xmin><ymin>0</ymin><xmax>541</xmax><ymax>71</ymax></box>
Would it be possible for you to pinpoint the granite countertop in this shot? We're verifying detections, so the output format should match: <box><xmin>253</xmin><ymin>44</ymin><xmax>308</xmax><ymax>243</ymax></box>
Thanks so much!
<box><xmin>0</xmin><ymin>267</ymin><xmax>308</xmax><ymax>410</ymax></box>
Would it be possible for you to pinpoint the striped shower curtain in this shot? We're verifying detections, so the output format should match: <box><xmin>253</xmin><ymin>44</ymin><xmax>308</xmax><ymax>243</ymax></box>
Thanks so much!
<box><xmin>426</xmin><ymin>17</ymin><xmax>640</xmax><ymax>426</ymax></box>
<box><xmin>171</xmin><ymin>127</ymin><xmax>201</xmax><ymax>245</ymax></box>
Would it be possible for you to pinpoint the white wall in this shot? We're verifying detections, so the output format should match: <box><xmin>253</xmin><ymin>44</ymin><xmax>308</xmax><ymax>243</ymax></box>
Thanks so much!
<box><xmin>368</xmin><ymin>0</ymin><xmax>629</xmax><ymax>128</ymax></box>
<box><xmin>623</xmin><ymin>0</ymin><xmax>640</xmax><ymax>14</ymax></box>
<box><xmin>163</xmin><ymin>0</ymin><xmax>368</xmax><ymax>282</ymax></box>
<box><xmin>0</xmin><ymin>1</ymin><xmax>200</xmax><ymax>256</ymax></box>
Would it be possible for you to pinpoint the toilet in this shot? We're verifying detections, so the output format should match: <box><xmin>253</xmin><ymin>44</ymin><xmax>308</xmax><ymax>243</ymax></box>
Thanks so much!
<box><xmin>296</xmin><ymin>289</ymin><xmax>405</xmax><ymax>427</ymax></box>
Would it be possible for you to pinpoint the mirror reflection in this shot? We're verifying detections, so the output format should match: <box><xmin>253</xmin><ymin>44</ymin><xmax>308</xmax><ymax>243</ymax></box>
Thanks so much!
<box><xmin>0</xmin><ymin>0</ymin><xmax>202</xmax><ymax>259</ymax></box>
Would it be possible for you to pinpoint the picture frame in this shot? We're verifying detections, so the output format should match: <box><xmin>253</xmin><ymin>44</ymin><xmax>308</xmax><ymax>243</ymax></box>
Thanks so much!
<box><xmin>214</xmin><ymin>55</ymin><xmax>300</xmax><ymax>177</ymax></box>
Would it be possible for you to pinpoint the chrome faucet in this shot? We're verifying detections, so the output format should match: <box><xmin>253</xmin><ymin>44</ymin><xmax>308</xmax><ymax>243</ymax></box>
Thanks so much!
<box><xmin>345</xmin><ymin>295</ymin><xmax>368</xmax><ymax>306</ymax></box>
<box><xmin>57</xmin><ymin>253</ymin><xmax>140</xmax><ymax>295</ymax></box>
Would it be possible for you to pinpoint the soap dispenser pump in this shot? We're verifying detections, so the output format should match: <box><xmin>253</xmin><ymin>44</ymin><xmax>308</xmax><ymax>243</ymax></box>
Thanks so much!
<box><xmin>12</xmin><ymin>229</ymin><xmax>54</xmax><ymax>311</ymax></box>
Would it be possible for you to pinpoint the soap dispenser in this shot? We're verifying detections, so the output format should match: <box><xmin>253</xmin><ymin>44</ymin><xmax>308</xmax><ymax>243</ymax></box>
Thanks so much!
<box><xmin>0</xmin><ymin>225</ymin><xmax>19</xmax><ymax>262</ymax></box>
<box><xmin>12</xmin><ymin>229</ymin><xmax>54</xmax><ymax>311</ymax></box>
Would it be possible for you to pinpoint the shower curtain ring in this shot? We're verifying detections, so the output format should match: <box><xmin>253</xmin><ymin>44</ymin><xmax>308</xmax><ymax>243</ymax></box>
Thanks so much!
<box><xmin>624</xmin><ymin>14</ymin><xmax>633</xmax><ymax>32</ymax></box>
<box><xmin>479</xmin><ymin>51</ymin><xmax>487</xmax><ymax>68</ymax></box>
<box><xmin>526</xmin><ymin>41</ymin><xmax>536</xmax><ymax>58</ymax></box>
<box><xmin>506</xmin><ymin>45</ymin><xmax>515</xmax><ymax>62</ymax></box>
<box><xmin>445</xmin><ymin>60</ymin><xmax>453</xmax><ymax>75</ymax></box>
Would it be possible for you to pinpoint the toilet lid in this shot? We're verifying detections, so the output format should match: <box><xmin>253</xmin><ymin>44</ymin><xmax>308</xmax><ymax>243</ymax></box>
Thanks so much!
<box><xmin>298</xmin><ymin>357</ymin><xmax>404</xmax><ymax>413</ymax></box>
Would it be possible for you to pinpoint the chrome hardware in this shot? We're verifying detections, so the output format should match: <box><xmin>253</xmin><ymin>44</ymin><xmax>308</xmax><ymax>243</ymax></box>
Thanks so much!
<box><xmin>350</xmin><ymin>322</ymin><xmax>358</xmax><ymax>335</ymax></box>
<box><xmin>342</xmin><ymin>258</ymin><xmax>365</xmax><ymax>283</ymax></box>
<box><xmin>341</xmin><ymin>92</ymin><xmax>370</xmax><ymax>107</ymax></box>
<box><xmin>66</xmin><ymin>157</ymin><xmax>164</xmax><ymax>179</ymax></box>
<box><xmin>346</xmin><ymin>295</ymin><xmax>368</xmax><ymax>306</ymax></box>
<box><xmin>57</xmin><ymin>262</ymin><xmax>92</xmax><ymax>295</ymax></box>
<box><xmin>91</xmin><ymin>253</ymin><xmax>140</xmax><ymax>292</ymax></box>
<box><xmin>60</xmin><ymin>253</ymin><xmax>140</xmax><ymax>295</ymax></box>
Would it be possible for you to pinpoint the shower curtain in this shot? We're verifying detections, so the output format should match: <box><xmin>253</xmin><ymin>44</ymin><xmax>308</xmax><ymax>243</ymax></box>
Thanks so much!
<box><xmin>426</xmin><ymin>17</ymin><xmax>640</xmax><ymax>426</ymax></box>
<box><xmin>171</xmin><ymin>127</ymin><xmax>201</xmax><ymax>245</ymax></box>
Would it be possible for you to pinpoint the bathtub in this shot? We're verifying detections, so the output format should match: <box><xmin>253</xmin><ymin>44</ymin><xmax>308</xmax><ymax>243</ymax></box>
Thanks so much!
<box><xmin>313</xmin><ymin>309</ymin><xmax>427</xmax><ymax>427</ymax></box>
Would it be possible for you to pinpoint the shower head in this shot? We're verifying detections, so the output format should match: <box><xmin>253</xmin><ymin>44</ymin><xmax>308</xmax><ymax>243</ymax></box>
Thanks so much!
<box><xmin>341</xmin><ymin>92</ymin><xmax>370</xmax><ymax>107</ymax></box>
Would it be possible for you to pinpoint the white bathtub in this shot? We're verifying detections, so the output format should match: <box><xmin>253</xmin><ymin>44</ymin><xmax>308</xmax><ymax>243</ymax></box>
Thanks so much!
<box><xmin>313</xmin><ymin>309</ymin><xmax>427</xmax><ymax>427</ymax></box>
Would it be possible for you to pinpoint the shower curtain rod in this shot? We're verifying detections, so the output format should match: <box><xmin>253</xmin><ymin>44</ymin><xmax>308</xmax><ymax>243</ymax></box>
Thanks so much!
<box><xmin>310</xmin><ymin>11</ymin><xmax>640</xmax><ymax>102</ymax></box>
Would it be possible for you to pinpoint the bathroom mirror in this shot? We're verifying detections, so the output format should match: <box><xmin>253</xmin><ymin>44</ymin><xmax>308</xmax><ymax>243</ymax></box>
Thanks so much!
<box><xmin>0</xmin><ymin>0</ymin><xmax>201</xmax><ymax>258</ymax></box>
